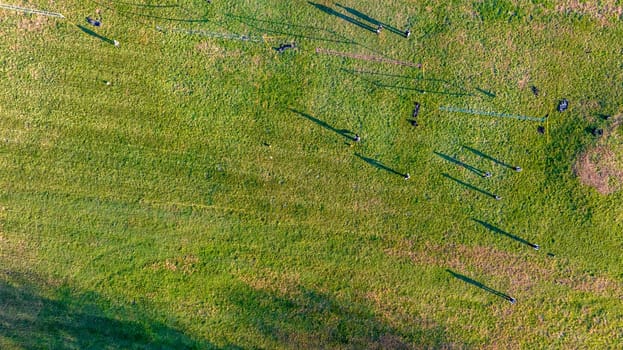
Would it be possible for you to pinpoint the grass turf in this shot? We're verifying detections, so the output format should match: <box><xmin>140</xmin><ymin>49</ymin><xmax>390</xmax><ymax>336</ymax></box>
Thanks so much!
<box><xmin>1</xmin><ymin>0</ymin><xmax>623</xmax><ymax>348</ymax></box>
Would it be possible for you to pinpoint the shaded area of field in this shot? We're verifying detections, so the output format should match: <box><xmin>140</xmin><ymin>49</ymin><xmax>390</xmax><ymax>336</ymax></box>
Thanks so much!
<box><xmin>0</xmin><ymin>271</ymin><xmax>213</xmax><ymax>349</ymax></box>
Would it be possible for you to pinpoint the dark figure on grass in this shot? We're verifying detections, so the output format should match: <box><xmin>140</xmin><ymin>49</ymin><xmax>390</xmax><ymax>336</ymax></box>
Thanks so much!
<box><xmin>86</xmin><ymin>8</ymin><xmax>102</xmax><ymax>27</ymax></box>
<box><xmin>409</xmin><ymin>102</ymin><xmax>420</xmax><ymax>127</ymax></box>
<box><xmin>276</xmin><ymin>42</ymin><xmax>296</xmax><ymax>53</ymax></box>
<box><xmin>557</xmin><ymin>98</ymin><xmax>569</xmax><ymax>112</ymax></box>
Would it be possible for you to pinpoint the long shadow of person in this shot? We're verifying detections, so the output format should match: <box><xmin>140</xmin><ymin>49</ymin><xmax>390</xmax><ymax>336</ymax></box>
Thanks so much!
<box><xmin>446</xmin><ymin>269</ymin><xmax>516</xmax><ymax>303</ymax></box>
<box><xmin>334</xmin><ymin>3</ymin><xmax>404</xmax><ymax>36</ymax></box>
<box><xmin>308</xmin><ymin>2</ymin><xmax>376</xmax><ymax>33</ymax></box>
<box><xmin>355</xmin><ymin>153</ymin><xmax>408</xmax><ymax>178</ymax></box>
<box><xmin>441</xmin><ymin>173</ymin><xmax>499</xmax><ymax>199</ymax></box>
<box><xmin>76</xmin><ymin>24</ymin><xmax>115</xmax><ymax>45</ymax></box>
<box><xmin>289</xmin><ymin>108</ymin><xmax>358</xmax><ymax>141</ymax></box>
<box><xmin>472</xmin><ymin>219</ymin><xmax>540</xmax><ymax>250</ymax></box>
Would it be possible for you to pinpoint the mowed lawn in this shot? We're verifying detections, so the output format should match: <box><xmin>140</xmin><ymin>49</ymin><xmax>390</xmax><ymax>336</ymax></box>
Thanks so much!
<box><xmin>1</xmin><ymin>0</ymin><xmax>622</xmax><ymax>348</ymax></box>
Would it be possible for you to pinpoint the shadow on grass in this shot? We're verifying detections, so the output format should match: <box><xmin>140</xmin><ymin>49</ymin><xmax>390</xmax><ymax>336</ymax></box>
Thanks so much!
<box><xmin>225</xmin><ymin>13</ymin><xmax>358</xmax><ymax>45</ymax></box>
<box><xmin>474</xmin><ymin>87</ymin><xmax>496</xmax><ymax>98</ymax></box>
<box><xmin>308</xmin><ymin>2</ymin><xmax>376</xmax><ymax>33</ymax></box>
<box><xmin>462</xmin><ymin>145</ymin><xmax>515</xmax><ymax>169</ymax></box>
<box><xmin>446</xmin><ymin>269</ymin><xmax>515</xmax><ymax>303</ymax></box>
<box><xmin>435</xmin><ymin>151</ymin><xmax>486</xmax><ymax>176</ymax></box>
<box><xmin>289</xmin><ymin>108</ymin><xmax>358</xmax><ymax>141</ymax></box>
<box><xmin>339</xmin><ymin>69</ymin><xmax>474</xmax><ymax>97</ymax></box>
<box><xmin>441</xmin><ymin>173</ymin><xmax>498</xmax><ymax>199</ymax></box>
<box><xmin>472</xmin><ymin>219</ymin><xmax>539</xmax><ymax>250</ymax></box>
<box><xmin>0</xmin><ymin>271</ymin><xmax>216</xmax><ymax>349</ymax></box>
<box><xmin>334</xmin><ymin>3</ymin><xmax>404</xmax><ymax>36</ymax></box>
<box><xmin>76</xmin><ymin>24</ymin><xmax>115</xmax><ymax>45</ymax></box>
<box><xmin>90</xmin><ymin>0</ymin><xmax>208</xmax><ymax>23</ymax></box>
<box><xmin>370</xmin><ymin>82</ymin><xmax>474</xmax><ymax>97</ymax></box>
<box><xmin>355</xmin><ymin>153</ymin><xmax>407</xmax><ymax>178</ymax></box>
<box><xmin>105</xmin><ymin>0</ymin><xmax>178</xmax><ymax>8</ymax></box>
<box><xmin>228</xmin><ymin>283</ymin><xmax>455</xmax><ymax>348</ymax></box>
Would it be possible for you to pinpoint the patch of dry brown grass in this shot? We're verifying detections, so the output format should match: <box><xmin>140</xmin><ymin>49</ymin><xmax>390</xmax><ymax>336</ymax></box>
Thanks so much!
<box><xmin>17</xmin><ymin>15</ymin><xmax>50</xmax><ymax>32</ymax></box>
<box><xmin>150</xmin><ymin>255</ymin><xmax>199</xmax><ymax>274</ymax></box>
<box><xmin>574</xmin><ymin>114</ymin><xmax>623</xmax><ymax>194</ymax></box>
<box><xmin>556</xmin><ymin>0</ymin><xmax>623</xmax><ymax>26</ymax></box>
<box><xmin>387</xmin><ymin>239</ymin><xmax>623</xmax><ymax>298</ymax></box>
<box><xmin>387</xmin><ymin>240</ymin><xmax>554</xmax><ymax>292</ymax></box>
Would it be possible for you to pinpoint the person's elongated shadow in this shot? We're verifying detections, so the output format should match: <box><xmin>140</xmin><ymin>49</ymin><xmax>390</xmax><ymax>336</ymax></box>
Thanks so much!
<box><xmin>309</xmin><ymin>2</ymin><xmax>376</xmax><ymax>33</ymax></box>
<box><xmin>225</xmin><ymin>13</ymin><xmax>356</xmax><ymax>43</ymax></box>
<box><xmin>335</xmin><ymin>3</ymin><xmax>404</xmax><ymax>36</ymax></box>
<box><xmin>340</xmin><ymin>68</ymin><xmax>445</xmax><ymax>82</ymax></box>
<box><xmin>435</xmin><ymin>152</ymin><xmax>486</xmax><ymax>176</ymax></box>
<box><xmin>446</xmin><ymin>269</ymin><xmax>516</xmax><ymax>303</ymax></box>
<box><xmin>355</xmin><ymin>153</ymin><xmax>407</xmax><ymax>178</ymax></box>
<box><xmin>225</xmin><ymin>13</ymin><xmax>357</xmax><ymax>45</ymax></box>
<box><xmin>472</xmin><ymin>219</ymin><xmax>539</xmax><ymax>250</ymax></box>
<box><xmin>289</xmin><ymin>108</ymin><xmax>358</xmax><ymax>141</ymax></box>
<box><xmin>462</xmin><ymin>145</ymin><xmax>515</xmax><ymax>169</ymax></box>
<box><xmin>104</xmin><ymin>0</ymin><xmax>177</xmax><ymax>8</ymax></box>
<box><xmin>441</xmin><ymin>173</ymin><xmax>498</xmax><ymax>199</ymax></box>
<box><xmin>76</xmin><ymin>24</ymin><xmax>115</xmax><ymax>45</ymax></box>
<box><xmin>474</xmin><ymin>87</ymin><xmax>496</xmax><ymax>98</ymax></box>
<box><xmin>340</xmin><ymin>69</ymin><xmax>474</xmax><ymax>97</ymax></box>
<box><xmin>371</xmin><ymin>82</ymin><xmax>473</xmax><ymax>97</ymax></box>
<box><xmin>90</xmin><ymin>0</ymin><xmax>208</xmax><ymax>22</ymax></box>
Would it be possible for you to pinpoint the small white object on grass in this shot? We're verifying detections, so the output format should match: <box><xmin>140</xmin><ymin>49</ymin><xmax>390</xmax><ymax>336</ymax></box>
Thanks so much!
<box><xmin>114</xmin><ymin>40</ymin><xmax>120</xmax><ymax>47</ymax></box>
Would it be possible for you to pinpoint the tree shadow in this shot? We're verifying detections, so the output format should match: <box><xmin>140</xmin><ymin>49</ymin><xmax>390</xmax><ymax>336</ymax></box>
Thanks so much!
<box><xmin>224</xmin><ymin>13</ymin><xmax>358</xmax><ymax>45</ymax></box>
<box><xmin>434</xmin><ymin>151</ymin><xmax>487</xmax><ymax>177</ymax></box>
<box><xmin>289</xmin><ymin>108</ymin><xmax>358</xmax><ymax>141</ymax></box>
<box><xmin>308</xmin><ymin>2</ymin><xmax>376</xmax><ymax>33</ymax></box>
<box><xmin>446</xmin><ymin>269</ymin><xmax>516</xmax><ymax>304</ymax></box>
<box><xmin>462</xmin><ymin>145</ymin><xmax>515</xmax><ymax>169</ymax></box>
<box><xmin>441</xmin><ymin>173</ymin><xmax>498</xmax><ymax>199</ymax></box>
<box><xmin>76</xmin><ymin>24</ymin><xmax>116</xmax><ymax>45</ymax></box>
<box><xmin>227</xmin><ymin>282</ymin><xmax>455</xmax><ymax>348</ymax></box>
<box><xmin>0</xmin><ymin>271</ymin><xmax>217</xmax><ymax>349</ymax></box>
<box><xmin>472</xmin><ymin>219</ymin><xmax>539</xmax><ymax>250</ymax></box>
<box><xmin>334</xmin><ymin>3</ymin><xmax>404</xmax><ymax>36</ymax></box>
<box><xmin>355</xmin><ymin>153</ymin><xmax>408</xmax><ymax>178</ymax></box>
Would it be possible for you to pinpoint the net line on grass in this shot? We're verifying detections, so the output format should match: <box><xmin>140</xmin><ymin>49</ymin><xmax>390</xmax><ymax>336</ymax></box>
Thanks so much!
<box><xmin>439</xmin><ymin>106</ymin><xmax>547</xmax><ymax>122</ymax></box>
<box><xmin>0</xmin><ymin>3</ymin><xmax>64</xmax><ymax>18</ymax></box>
<box><xmin>315</xmin><ymin>48</ymin><xmax>421</xmax><ymax>68</ymax></box>
<box><xmin>156</xmin><ymin>26</ymin><xmax>273</xmax><ymax>42</ymax></box>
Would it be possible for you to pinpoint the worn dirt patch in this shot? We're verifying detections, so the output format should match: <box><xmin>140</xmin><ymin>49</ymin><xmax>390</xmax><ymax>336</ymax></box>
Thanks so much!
<box><xmin>573</xmin><ymin>115</ymin><xmax>623</xmax><ymax>194</ymax></box>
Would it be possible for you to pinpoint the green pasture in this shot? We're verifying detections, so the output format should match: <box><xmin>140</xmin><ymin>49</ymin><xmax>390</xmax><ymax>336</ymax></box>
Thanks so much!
<box><xmin>1</xmin><ymin>0</ymin><xmax>622</xmax><ymax>348</ymax></box>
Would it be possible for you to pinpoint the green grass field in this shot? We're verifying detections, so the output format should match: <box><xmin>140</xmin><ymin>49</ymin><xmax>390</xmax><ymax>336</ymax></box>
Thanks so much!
<box><xmin>1</xmin><ymin>0</ymin><xmax>623</xmax><ymax>348</ymax></box>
